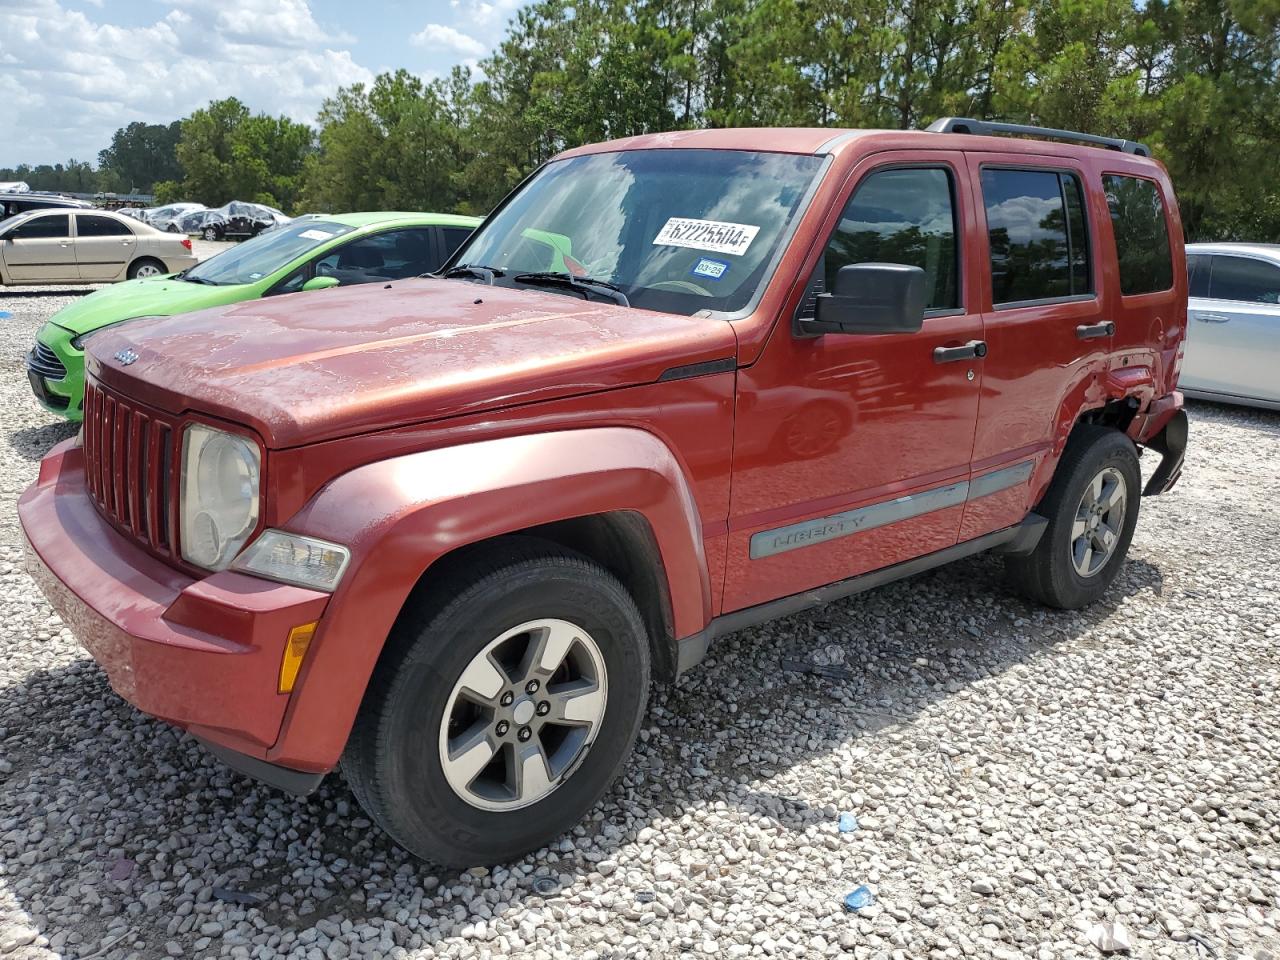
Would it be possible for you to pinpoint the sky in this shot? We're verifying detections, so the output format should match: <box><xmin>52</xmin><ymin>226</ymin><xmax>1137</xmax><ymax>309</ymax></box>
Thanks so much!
<box><xmin>0</xmin><ymin>0</ymin><xmax>531</xmax><ymax>168</ymax></box>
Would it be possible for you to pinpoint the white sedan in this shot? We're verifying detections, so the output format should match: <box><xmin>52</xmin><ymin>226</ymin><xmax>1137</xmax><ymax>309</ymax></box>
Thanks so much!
<box><xmin>1182</xmin><ymin>243</ymin><xmax>1280</xmax><ymax>410</ymax></box>
<box><xmin>0</xmin><ymin>207</ymin><xmax>197</xmax><ymax>286</ymax></box>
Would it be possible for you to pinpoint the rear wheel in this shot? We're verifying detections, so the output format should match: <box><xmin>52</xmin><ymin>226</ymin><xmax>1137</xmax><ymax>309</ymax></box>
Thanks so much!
<box><xmin>127</xmin><ymin>258</ymin><xmax>165</xmax><ymax>280</ymax></box>
<box><xmin>343</xmin><ymin>542</ymin><xmax>650</xmax><ymax>866</ymax></box>
<box><xmin>1005</xmin><ymin>425</ymin><xmax>1141</xmax><ymax>609</ymax></box>
<box><xmin>202</xmin><ymin>227</ymin><xmax>219</xmax><ymax>241</ymax></box>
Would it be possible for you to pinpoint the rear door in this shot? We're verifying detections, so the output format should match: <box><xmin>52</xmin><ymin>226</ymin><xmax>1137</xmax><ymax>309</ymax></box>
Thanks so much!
<box><xmin>1184</xmin><ymin>253</ymin><xmax>1280</xmax><ymax>403</ymax></box>
<box><xmin>959</xmin><ymin>155</ymin><xmax>1103</xmax><ymax>540</ymax></box>
<box><xmin>74</xmin><ymin>213</ymin><xmax>136</xmax><ymax>281</ymax></box>
<box><xmin>2</xmin><ymin>213</ymin><xmax>76</xmax><ymax>281</ymax></box>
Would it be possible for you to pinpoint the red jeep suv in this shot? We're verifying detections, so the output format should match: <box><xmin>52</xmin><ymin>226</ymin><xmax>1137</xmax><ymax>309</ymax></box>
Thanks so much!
<box><xmin>20</xmin><ymin>119</ymin><xmax>1187</xmax><ymax>866</ymax></box>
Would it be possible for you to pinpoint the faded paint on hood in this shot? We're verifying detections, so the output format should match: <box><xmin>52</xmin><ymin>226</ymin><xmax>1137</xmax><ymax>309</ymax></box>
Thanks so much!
<box><xmin>47</xmin><ymin>274</ymin><xmax>256</xmax><ymax>337</ymax></box>
<box><xmin>86</xmin><ymin>278</ymin><xmax>739</xmax><ymax>449</ymax></box>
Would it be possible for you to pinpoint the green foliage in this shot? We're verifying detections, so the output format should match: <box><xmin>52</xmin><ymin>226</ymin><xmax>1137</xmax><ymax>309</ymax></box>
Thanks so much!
<box><xmin>0</xmin><ymin>159</ymin><xmax>124</xmax><ymax>195</ymax></box>
<box><xmin>96</xmin><ymin>121</ymin><xmax>182</xmax><ymax>192</ymax></box>
<box><xmin>172</xmin><ymin>98</ymin><xmax>314</xmax><ymax>211</ymax></box>
<box><xmin>6</xmin><ymin>0</ymin><xmax>1277</xmax><ymax>238</ymax></box>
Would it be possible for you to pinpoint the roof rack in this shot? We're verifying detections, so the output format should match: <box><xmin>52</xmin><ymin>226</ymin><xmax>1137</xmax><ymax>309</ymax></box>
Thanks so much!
<box><xmin>925</xmin><ymin>117</ymin><xmax>1151</xmax><ymax>157</ymax></box>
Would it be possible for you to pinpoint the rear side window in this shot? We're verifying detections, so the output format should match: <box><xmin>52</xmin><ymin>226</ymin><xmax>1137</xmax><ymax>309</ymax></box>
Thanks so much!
<box><xmin>1103</xmin><ymin>174</ymin><xmax>1173</xmax><ymax>295</ymax></box>
<box><xmin>1208</xmin><ymin>255</ymin><xmax>1280</xmax><ymax>304</ymax></box>
<box><xmin>10</xmin><ymin>214</ymin><xmax>69</xmax><ymax>239</ymax></box>
<box><xmin>981</xmin><ymin>168</ymin><xmax>1091</xmax><ymax>305</ymax></box>
<box><xmin>1187</xmin><ymin>254</ymin><xmax>1210</xmax><ymax>298</ymax></box>
<box><xmin>823</xmin><ymin>166</ymin><xmax>959</xmax><ymax>311</ymax></box>
<box><xmin>77</xmin><ymin>214</ymin><xmax>132</xmax><ymax>237</ymax></box>
<box><xmin>441</xmin><ymin>227</ymin><xmax>474</xmax><ymax>262</ymax></box>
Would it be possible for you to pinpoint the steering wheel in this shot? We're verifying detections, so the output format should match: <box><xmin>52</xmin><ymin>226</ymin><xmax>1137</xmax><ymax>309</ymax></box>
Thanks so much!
<box><xmin>649</xmin><ymin>279</ymin><xmax>713</xmax><ymax>296</ymax></box>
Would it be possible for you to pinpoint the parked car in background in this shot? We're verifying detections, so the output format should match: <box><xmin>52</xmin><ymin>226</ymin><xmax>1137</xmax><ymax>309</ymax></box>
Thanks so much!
<box><xmin>1</xmin><ymin>192</ymin><xmax>93</xmax><ymax>222</ymax></box>
<box><xmin>0</xmin><ymin>208</ymin><xmax>194</xmax><ymax>290</ymax></box>
<box><xmin>141</xmin><ymin>202</ymin><xmax>204</xmax><ymax>230</ymax></box>
<box><xmin>1182</xmin><ymin>243</ymin><xmax>1280</xmax><ymax>410</ymax></box>
<box><xmin>197</xmin><ymin>201</ymin><xmax>291</xmax><ymax>241</ymax></box>
<box><xmin>174</xmin><ymin>209</ymin><xmax>220</xmax><ymax>235</ymax></box>
<box><xmin>25</xmin><ymin>211</ymin><xmax>480</xmax><ymax>418</ymax></box>
<box><xmin>115</xmin><ymin>207</ymin><xmax>146</xmax><ymax>221</ymax></box>
<box><xmin>19</xmin><ymin>120</ymin><xmax>1187</xmax><ymax>866</ymax></box>
<box><xmin>149</xmin><ymin>204</ymin><xmax>207</xmax><ymax>233</ymax></box>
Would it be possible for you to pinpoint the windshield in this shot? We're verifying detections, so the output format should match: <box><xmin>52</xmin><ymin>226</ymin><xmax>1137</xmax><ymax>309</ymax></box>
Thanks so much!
<box><xmin>184</xmin><ymin>219</ymin><xmax>354</xmax><ymax>285</ymax></box>
<box><xmin>453</xmin><ymin>149</ymin><xmax>824</xmax><ymax>316</ymax></box>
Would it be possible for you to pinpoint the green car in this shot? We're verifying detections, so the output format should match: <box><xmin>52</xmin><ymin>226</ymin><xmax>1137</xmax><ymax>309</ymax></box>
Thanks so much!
<box><xmin>27</xmin><ymin>211</ymin><xmax>482</xmax><ymax>419</ymax></box>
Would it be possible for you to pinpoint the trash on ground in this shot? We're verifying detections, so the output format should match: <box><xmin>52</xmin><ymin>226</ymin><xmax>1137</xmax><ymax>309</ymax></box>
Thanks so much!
<box><xmin>843</xmin><ymin>885</ymin><xmax>875</xmax><ymax>911</ymax></box>
<box><xmin>838</xmin><ymin>812</ymin><xmax>859</xmax><ymax>832</ymax></box>
<box><xmin>635</xmin><ymin>890</ymin><xmax>656</xmax><ymax>904</ymax></box>
<box><xmin>1085</xmin><ymin>919</ymin><xmax>1133</xmax><ymax>953</ymax></box>
<box><xmin>0</xmin><ymin>311</ymin><xmax>10</xmax><ymax>319</ymax></box>
<box><xmin>781</xmin><ymin>657</ymin><xmax>856</xmax><ymax>680</ymax></box>
<box><xmin>532</xmin><ymin>876</ymin><xmax>561</xmax><ymax>896</ymax></box>
<box><xmin>212</xmin><ymin>886</ymin><xmax>267</xmax><ymax>906</ymax></box>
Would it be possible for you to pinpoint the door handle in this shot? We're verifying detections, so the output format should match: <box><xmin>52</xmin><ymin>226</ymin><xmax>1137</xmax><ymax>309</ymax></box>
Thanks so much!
<box><xmin>933</xmin><ymin>340</ymin><xmax>987</xmax><ymax>363</ymax></box>
<box><xmin>1076</xmin><ymin>321</ymin><xmax>1115</xmax><ymax>340</ymax></box>
<box><xmin>1194</xmin><ymin>313</ymin><xmax>1230</xmax><ymax>323</ymax></box>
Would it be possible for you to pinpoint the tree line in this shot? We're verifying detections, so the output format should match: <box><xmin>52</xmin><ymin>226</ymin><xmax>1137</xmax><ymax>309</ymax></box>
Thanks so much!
<box><xmin>4</xmin><ymin>0</ymin><xmax>1277</xmax><ymax>240</ymax></box>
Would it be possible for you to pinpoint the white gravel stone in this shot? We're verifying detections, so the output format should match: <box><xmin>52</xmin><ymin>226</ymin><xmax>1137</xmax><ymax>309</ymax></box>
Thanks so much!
<box><xmin>2</xmin><ymin>273</ymin><xmax>1279</xmax><ymax>958</ymax></box>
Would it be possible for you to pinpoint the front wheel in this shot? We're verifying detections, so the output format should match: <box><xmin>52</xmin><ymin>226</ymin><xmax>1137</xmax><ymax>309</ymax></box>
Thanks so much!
<box><xmin>1005</xmin><ymin>425</ymin><xmax>1141</xmax><ymax>609</ymax></box>
<box><xmin>342</xmin><ymin>543</ymin><xmax>651</xmax><ymax>866</ymax></box>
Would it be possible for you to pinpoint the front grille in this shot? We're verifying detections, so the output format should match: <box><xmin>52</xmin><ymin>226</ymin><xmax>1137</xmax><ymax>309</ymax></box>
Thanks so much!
<box><xmin>82</xmin><ymin>381</ymin><xmax>175</xmax><ymax>555</ymax></box>
<box><xmin>28</xmin><ymin>342</ymin><xmax>67</xmax><ymax>380</ymax></box>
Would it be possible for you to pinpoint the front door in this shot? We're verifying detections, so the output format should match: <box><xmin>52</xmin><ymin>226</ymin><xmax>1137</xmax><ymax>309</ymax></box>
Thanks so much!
<box><xmin>724</xmin><ymin>153</ymin><xmax>984</xmax><ymax>610</ymax></box>
<box><xmin>74</xmin><ymin>213</ymin><xmax>137</xmax><ymax>281</ymax></box>
<box><xmin>4</xmin><ymin>213</ymin><xmax>75</xmax><ymax>282</ymax></box>
<box><xmin>1184</xmin><ymin>253</ymin><xmax>1280</xmax><ymax>404</ymax></box>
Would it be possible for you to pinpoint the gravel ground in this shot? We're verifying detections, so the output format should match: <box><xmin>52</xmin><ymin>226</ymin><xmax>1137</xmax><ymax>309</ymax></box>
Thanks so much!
<box><xmin>0</xmin><ymin>272</ymin><xmax>1277</xmax><ymax>960</ymax></box>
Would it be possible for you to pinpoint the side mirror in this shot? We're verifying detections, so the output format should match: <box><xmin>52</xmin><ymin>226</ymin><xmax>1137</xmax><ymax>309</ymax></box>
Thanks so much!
<box><xmin>302</xmin><ymin>275</ymin><xmax>340</xmax><ymax>292</ymax></box>
<box><xmin>802</xmin><ymin>263</ymin><xmax>926</xmax><ymax>336</ymax></box>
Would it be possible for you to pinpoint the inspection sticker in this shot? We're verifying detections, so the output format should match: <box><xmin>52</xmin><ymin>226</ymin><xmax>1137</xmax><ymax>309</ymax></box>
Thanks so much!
<box><xmin>691</xmin><ymin>257</ymin><xmax>730</xmax><ymax>280</ymax></box>
<box><xmin>653</xmin><ymin>217</ymin><xmax>759</xmax><ymax>256</ymax></box>
<box><xmin>299</xmin><ymin>229</ymin><xmax>334</xmax><ymax>241</ymax></box>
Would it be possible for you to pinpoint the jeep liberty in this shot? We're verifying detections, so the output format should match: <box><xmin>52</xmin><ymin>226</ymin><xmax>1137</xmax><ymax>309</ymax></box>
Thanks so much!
<box><xmin>20</xmin><ymin>119</ymin><xmax>1188</xmax><ymax>866</ymax></box>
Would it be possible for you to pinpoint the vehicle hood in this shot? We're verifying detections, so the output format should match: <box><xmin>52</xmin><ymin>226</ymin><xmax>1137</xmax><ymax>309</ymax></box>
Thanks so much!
<box><xmin>87</xmin><ymin>278</ymin><xmax>739</xmax><ymax>448</ymax></box>
<box><xmin>47</xmin><ymin>276</ymin><xmax>251</xmax><ymax>337</ymax></box>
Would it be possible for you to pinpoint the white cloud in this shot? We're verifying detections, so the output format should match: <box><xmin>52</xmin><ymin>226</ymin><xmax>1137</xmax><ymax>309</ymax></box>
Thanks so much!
<box><xmin>409</xmin><ymin>23</ymin><xmax>485</xmax><ymax>57</ymax></box>
<box><xmin>0</xmin><ymin>0</ymin><xmax>374</xmax><ymax>166</ymax></box>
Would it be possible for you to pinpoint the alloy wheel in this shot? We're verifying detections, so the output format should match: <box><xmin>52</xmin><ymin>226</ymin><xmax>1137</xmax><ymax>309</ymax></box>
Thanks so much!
<box><xmin>438</xmin><ymin>618</ymin><xmax>608</xmax><ymax>811</ymax></box>
<box><xmin>1071</xmin><ymin>466</ymin><xmax>1127</xmax><ymax>577</ymax></box>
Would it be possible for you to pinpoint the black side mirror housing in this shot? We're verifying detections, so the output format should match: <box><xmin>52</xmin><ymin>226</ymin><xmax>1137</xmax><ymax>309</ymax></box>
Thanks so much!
<box><xmin>800</xmin><ymin>263</ymin><xmax>927</xmax><ymax>336</ymax></box>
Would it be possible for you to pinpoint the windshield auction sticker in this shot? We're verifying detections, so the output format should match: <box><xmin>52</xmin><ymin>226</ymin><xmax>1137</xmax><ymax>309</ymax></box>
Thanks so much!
<box><xmin>653</xmin><ymin>218</ymin><xmax>760</xmax><ymax>257</ymax></box>
<box><xmin>299</xmin><ymin>229</ymin><xmax>334</xmax><ymax>241</ymax></box>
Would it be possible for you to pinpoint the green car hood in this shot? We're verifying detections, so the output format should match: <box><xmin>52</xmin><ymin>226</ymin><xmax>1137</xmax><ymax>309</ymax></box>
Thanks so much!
<box><xmin>48</xmin><ymin>276</ymin><xmax>256</xmax><ymax>337</ymax></box>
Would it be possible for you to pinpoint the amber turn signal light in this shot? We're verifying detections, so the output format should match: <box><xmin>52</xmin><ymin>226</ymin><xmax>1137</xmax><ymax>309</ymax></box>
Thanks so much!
<box><xmin>279</xmin><ymin>621</ymin><xmax>318</xmax><ymax>694</ymax></box>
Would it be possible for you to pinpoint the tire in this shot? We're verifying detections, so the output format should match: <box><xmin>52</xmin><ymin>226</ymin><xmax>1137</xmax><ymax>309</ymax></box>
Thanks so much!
<box><xmin>1005</xmin><ymin>425</ymin><xmax>1141</xmax><ymax>609</ymax></box>
<box><xmin>203</xmin><ymin>227</ymin><xmax>219</xmax><ymax>241</ymax></box>
<box><xmin>127</xmin><ymin>258</ymin><xmax>165</xmax><ymax>280</ymax></box>
<box><xmin>342</xmin><ymin>540</ymin><xmax>651</xmax><ymax>866</ymax></box>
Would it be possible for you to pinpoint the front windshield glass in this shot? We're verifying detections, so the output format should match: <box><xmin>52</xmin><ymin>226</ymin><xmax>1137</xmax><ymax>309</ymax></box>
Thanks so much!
<box><xmin>184</xmin><ymin>219</ymin><xmax>354</xmax><ymax>285</ymax></box>
<box><xmin>454</xmin><ymin>149</ymin><xmax>825</xmax><ymax>316</ymax></box>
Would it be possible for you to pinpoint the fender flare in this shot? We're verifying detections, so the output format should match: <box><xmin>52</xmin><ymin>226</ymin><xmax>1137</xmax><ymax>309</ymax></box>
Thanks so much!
<box><xmin>266</xmin><ymin>426</ymin><xmax>711</xmax><ymax>770</ymax></box>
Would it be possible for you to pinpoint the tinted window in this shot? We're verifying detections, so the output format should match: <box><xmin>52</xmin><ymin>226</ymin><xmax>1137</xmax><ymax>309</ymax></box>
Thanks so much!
<box><xmin>1209</xmin><ymin>256</ymin><xmax>1280</xmax><ymax>304</ymax></box>
<box><xmin>1103</xmin><ymin>174</ymin><xmax>1173</xmax><ymax>295</ymax></box>
<box><xmin>314</xmin><ymin>229</ymin><xmax>436</xmax><ymax>284</ymax></box>
<box><xmin>982</xmin><ymin>169</ymin><xmax>1090</xmax><ymax>304</ymax></box>
<box><xmin>442</xmin><ymin>227</ymin><xmax>473</xmax><ymax>261</ymax></box>
<box><xmin>77</xmin><ymin>214</ymin><xmax>132</xmax><ymax>237</ymax></box>
<box><xmin>10</xmin><ymin>214</ymin><xmax>69</xmax><ymax>239</ymax></box>
<box><xmin>1187</xmin><ymin>254</ymin><xmax>1210</xmax><ymax>298</ymax></box>
<box><xmin>823</xmin><ymin>167</ymin><xmax>958</xmax><ymax>311</ymax></box>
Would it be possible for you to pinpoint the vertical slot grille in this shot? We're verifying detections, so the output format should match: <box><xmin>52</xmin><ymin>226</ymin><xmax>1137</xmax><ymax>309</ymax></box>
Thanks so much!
<box><xmin>81</xmin><ymin>381</ymin><xmax>175</xmax><ymax>555</ymax></box>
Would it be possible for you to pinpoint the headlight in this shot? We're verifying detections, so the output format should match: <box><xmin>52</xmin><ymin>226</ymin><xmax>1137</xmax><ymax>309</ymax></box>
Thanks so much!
<box><xmin>179</xmin><ymin>424</ymin><xmax>261</xmax><ymax>570</ymax></box>
<box><xmin>231</xmin><ymin>531</ymin><xmax>351</xmax><ymax>592</ymax></box>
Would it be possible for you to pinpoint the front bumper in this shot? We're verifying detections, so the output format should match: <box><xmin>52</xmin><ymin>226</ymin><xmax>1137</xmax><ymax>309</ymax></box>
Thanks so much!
<box><xmin>19</xmin><ymin>439</ymin><xmax>331</xmax><ymax>786</ymax></box>
<box><xmin>27</xmin><ymin>326</ymin><xmax>84</xmax><ymax>420</ymax></box>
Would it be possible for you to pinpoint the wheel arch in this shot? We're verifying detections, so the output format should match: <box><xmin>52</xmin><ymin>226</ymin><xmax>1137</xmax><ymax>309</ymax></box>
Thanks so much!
<box><xmin>265</xmin><ymin>427</ymin><xmax>711</xmax><ymax>771</ymax></box>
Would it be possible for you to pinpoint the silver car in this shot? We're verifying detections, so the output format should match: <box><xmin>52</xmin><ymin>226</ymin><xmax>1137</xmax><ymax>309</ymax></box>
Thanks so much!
<box><xmin>1182</xmin><ymin>243</ymin><xmax>1280</xmax><ymax>410</ymax></box>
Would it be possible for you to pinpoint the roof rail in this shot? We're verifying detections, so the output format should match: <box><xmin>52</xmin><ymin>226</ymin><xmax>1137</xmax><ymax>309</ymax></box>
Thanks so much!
<box><xmin>925</xmin><ymin>117</ymin><xmax>1151</xmax><ymax>157</ymax></box>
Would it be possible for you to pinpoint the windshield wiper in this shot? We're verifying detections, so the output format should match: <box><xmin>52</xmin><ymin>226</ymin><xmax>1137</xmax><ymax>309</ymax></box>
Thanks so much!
<box><xmin>512</xmin><ymin>272</ymin><xmax>630</xmax><ymax>307</ymax></box>
<box><xmin>180</xmin><ymin>274</ymin><xmax>218</xmax><ymax>285</ymax></box>
<box><xmin>439</xmin><ymin>263</ymin><xmax>506</xmax><ymax>284</ymax></box>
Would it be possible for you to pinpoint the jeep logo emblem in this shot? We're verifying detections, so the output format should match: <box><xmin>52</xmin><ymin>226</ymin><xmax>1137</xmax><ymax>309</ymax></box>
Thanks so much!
<box><xmin>114</xmin><ymin>348</ymin><xmax>138</xmax><ymax>366</ymax></box>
